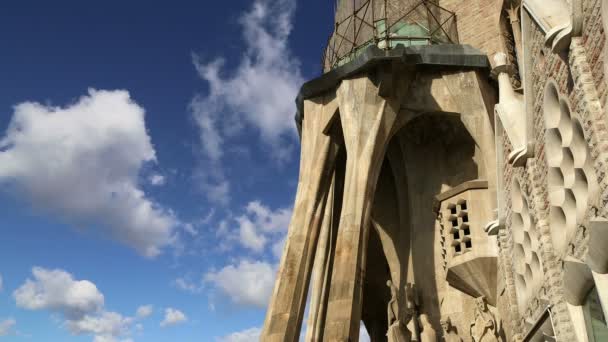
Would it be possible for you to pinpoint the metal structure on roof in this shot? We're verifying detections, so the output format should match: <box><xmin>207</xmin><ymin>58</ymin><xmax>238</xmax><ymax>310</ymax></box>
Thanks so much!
<box><xmin>323</xmin><ymin>0</ymin><xmax>459</xmax><ymax>71</ymax></box>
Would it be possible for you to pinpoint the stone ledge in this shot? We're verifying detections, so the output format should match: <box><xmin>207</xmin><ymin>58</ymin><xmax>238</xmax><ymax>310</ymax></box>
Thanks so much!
<box><xmin>432</xmin><ymin>179</ymin><xmax>489</xmax><ymax>213</ymax></box>
<box><xmin>295</xmin><ymin>44</ymin><xmax>491</xmax><ymax>135</ymax></box>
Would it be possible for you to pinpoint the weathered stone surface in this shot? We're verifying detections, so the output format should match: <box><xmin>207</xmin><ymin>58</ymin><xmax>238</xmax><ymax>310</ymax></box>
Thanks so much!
<box><xmin>264</xmin><ymin>1</ymin><xmax>608</xmax><ymax>341</ymax></box>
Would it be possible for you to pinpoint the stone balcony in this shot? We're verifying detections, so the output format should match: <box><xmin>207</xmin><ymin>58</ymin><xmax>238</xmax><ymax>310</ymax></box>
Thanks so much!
<box><xmin>436</xmin><ymin>180</ymin><xmax>499</xmax><ymax>305</ymax></box>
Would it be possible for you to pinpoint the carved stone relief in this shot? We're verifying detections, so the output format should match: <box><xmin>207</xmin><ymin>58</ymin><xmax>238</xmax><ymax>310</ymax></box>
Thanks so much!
<box><xmin>470</xmin><ymin>297</ymin><xmax>505</xmax><ymax>342</ymax></box>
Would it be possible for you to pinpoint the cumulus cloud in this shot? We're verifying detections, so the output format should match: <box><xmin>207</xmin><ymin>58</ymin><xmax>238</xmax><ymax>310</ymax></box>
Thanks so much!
<box><xmin>0</xmin><ymin>89</ymin><xmax>178</xmax><ymax>257</ymax></box>
<box><xmin>0</xmin><ymin>318</ymin><xmax>15</xmax><ymax>336</ymax></box>
<box><xmin>66</xmin><ymin>311</ymin><xmax>133</xmax><ymax>341</ymax></box>
<box><xmin>160</xmin><ymin>308</ymin><xmax>187</xmax><ymax>327</ymax></box>
<box><xmin>148</xmin><ymin>174</ymin><xmax>166</xmax><ymax>186</ymax></box>
<box><xmin>272</xmin><ymin>235</ymin><xmax>287</xmax><ymax>259</ymax></box>
<box><xmin>204</xmin><ymin>260</ymin><xmax>276</xmax><ymax>308</ymax></box>
<box><xmin>216</xmin><ymin>326</ymin><xmax>261</xmax><ymax>342</ymax></box>
<box><xmin>13</xmin><ymin>267</ymin><xmax>138</xmax><ymax>342</ymax></box>
<box><xmin>236</xmin><ymin>201</ymin><xmax>291</xmax><ymax>253</ymax></box>
<box><xmin>135</xmin><ymin>305</ymin><xmax>153</xmax><ymax>319</ymax></box>
<box><xmin>14</xmin><ymin>267</ymin><xmax>104</xmax><ymax>319</ymax></box>
<box><xmin>191</xmin><ymin>0</ymin><xmax>303</xmax><ymax>203</ymax></box>
<box><xmin>173</xmin><ymin>277</ymin><xmax>202</xmax><ymax>294</ymax></box>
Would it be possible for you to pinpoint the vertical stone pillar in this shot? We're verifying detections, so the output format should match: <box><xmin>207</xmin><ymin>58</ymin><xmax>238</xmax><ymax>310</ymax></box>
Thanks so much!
<box><xmin>262</xmin><ymin>94</ymin><xmax>340</xmax><ymax>342</ymax></box>
<box><xmin>305</xmin><ymin>178</ymin><xmax>335</xmax><ymax>342</ymax></box>
<box><xmin>323</xmin><ymin>75</ymin><xmax>403</xmax><ymax>341</ymax></box>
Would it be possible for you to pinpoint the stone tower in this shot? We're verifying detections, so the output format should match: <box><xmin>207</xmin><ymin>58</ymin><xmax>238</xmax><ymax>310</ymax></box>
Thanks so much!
<box><xmin>262</xmin><ymin>0</ymin><xmax>608</xmax><ymax>341</ymax></box>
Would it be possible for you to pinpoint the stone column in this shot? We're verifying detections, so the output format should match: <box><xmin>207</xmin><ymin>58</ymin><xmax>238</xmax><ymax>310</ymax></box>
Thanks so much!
<box><xmin>262</xmin><ymin>94</ymin><xmax>340</xmax><ymax>342</ymax></box>
<box><xmin>323</xmin><ymin>75</ymin><xmax>403</xmax><ymax>341</ymax></box>
<box><xmin>305</xmin><ymin>178</ymin><xmax>335</xmax><ymax>342</ymax></box>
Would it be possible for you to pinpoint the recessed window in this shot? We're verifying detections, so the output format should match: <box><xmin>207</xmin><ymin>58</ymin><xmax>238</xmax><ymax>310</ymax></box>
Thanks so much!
<box><xmin>450</xmin><ymin>206</ymin><xmax>457</xmax><ymax>214</ymax></box>
<box><xmin>455</xmin><ymin>244</ymin><xmax>461</xmax><ymax>253</ymax></box>
<box><xmin>459</xmin><ymin>201</ymin><xmax>467</xmax><ymax>211</ymax></box>
<box><xmin>463</xmin><ymin>227</ymin><xmax>470</xmax><ymax>236</ymax></box>
<box><xmin>464</xmin><ymin>240</ymin><xmax>472</xmax><ymax>249</ymax></box>
<box><xmin>462</xmin><ymin>214</ymin><xmax>469</xmax><ymax>223</ymax></box>
<box><xmin>453</xmin><ymin>231</ymin><xmax>459</xmax><ymax>240</ymax></box>
<box><xmin>451</xmin><ymin>219</ymin><xmax>458</xmax><ymax>227</ymax></box>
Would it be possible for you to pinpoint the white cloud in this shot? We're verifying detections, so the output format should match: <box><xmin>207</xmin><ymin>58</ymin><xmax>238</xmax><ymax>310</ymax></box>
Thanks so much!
<box><xmin>148</xmin><ymin>174</ymin><xmax>166</xmax><ymax>186</ymax></box>
<box><xmin>272</xmin><ymin>236</ymin><xmax>287</xmax><ymax>260</ymax></box>
<box><xmin>67</xmin><ymin>311</ymin><xmax>133</xmax><ymax>341</ymax></box>
<box><xmin>160</xmin><ymin>308</ymin><xmax>187</xmax><ymax>327</ymax></box>
<box><xmin>135</xmin><ymin>305</ymin><xmax>153</xmax><ymax>319</ymax></box>
<box><xmin>191</xmin><ymin>0</ymin><xmax>303</xmax><ymax>203</ymax></box>
<box><xmin>0</xmin><ymin>89</ymin><xmax>178</xmax><ymax>257</ymax></box>
<box><xmin>173</xmin><ymin>277</ymin><xmax>201</xmax><ymax>294</ymax></box>
<box><xmin>204</xmin><ymin>260</ymin><xmax>276</xmax><ymax>308</ymax></box>
<box><xmin>14</xmin><ymin>267</ymin><xmax>104</xmax><ymax>319</ymax></box>
<box><xmin>237</xmin><ymin>216</ymin><xmax>267</xmax><ymax>252</ymax></box>
<box><xmin>0</xmin><ymin>318</ymin><xmax>15</xmax><ymax>336</ymax></box>
<box><xmin>245</xmin><ymin>201</ymin><xmax>291</xmax><ymax>233</ymax></box>
<box><xmin>216</xmin><ymin>326</ymin><xmax>261</xmax><ymax>342</ymax></box>
<box><xmin>182</xmin><ymin>223</ymin><xmax>198</xmax><ymax>237</ymax></box>
<box><xmin>14</xmin><ymin>267</ymin><xmax>136</xmax><ymax>342</ymax></box>
<box><xmin>235</xmin><ymin>201</ymin><xmax>291</xmax><ymax>253</ymax></box>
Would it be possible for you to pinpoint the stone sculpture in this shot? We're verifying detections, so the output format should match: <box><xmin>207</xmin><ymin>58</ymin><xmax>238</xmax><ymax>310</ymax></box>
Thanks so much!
<box><xmin>387</xmin><ymin>280</ymin><xmax>400</xmax><ymax>325</ymax></box>
<box><xmin>470</xmin><ymin>297</ymin><xmax>503</xmax><ymax>342</ymax></box>
<box><xmin>386</xmin><ymin>279</ymin><xmax>411</xmax><ymax>342</ymax></box>
<box><xmin>441</xmin><ymin>317</ymin><xmax>463</xmax><ymax>342</ymax></box>
<box><xmin>419</xmin><ymin>314</ymin><xmax>437</xmax><ymax>342</ymax></box>
<box><xmin>405</xmin><ymin>283</ymin><xmax>420</xmax><ymax>341</ymax></box>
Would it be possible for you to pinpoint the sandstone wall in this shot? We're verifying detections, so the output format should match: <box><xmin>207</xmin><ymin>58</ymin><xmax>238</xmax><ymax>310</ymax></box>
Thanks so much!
<box><xmin>439</xmin><ymin>0</ymin><xmax>505</xmax><ymax>62</ymax></box>
<box><xmin>497</xmin><ymin>1</ymin><xmax>608</xmax><ymax>339</ymax></box>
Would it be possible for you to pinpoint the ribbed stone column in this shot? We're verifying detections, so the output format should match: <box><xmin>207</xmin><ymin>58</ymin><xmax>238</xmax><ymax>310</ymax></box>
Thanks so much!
<box><xmin>305</xmin><ymin>178</ymin><xmax>335</xmax><ymax>342</ymax></box>
<box><xmin>261</xmin><ymin>94</ymin><xmax>340</xmax><ymax>342</ymax></box>
<box><xmin>323</xmin><ymin>75</ymin><xmax>403</xmax><ymax>341</ymax></box>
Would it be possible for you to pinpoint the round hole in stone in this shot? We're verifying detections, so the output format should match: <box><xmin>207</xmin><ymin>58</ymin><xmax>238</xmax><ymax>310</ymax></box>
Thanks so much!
<box><xmin>511</xmin><ymin>180</ymin><xmax>524</xmax><ymax>213</ymax></box>
<box><xmin>523</xmin><ymin>231</ymin><xmax>532</xmax><ymax>252</ymax></box>
<box><xmin>544</xmin><ymin>82</ymin><xmax>561</xmax><ymax>129</ymax></box>
<box><xmin>515</xmin><ymin>273</ymin><xmax>528</xmax><ymax>308</ymax></box>
<box><xmin>528</xmin><ymin>226</ymin><xmax>540</xmax><ymax>250</ymax></box>
<box><xmin>546</xmin><ymin>128</ymin><xmax>563</xmax><ymax>167</ymax></box>
<box><xmin>512</xmin><ymin>213</ymin><xmax>525</xmax><ymax>242</ymax></box>
<box><xmin>531</xmin><ymin>252</ymin><xmax>542</xmax><ymax>279</ymax></box>
<box><xmin>549</xmin><ymin>206</ymin><xmax>567</xmax><ymax>252</ymax></box>
<box><xmin>548</xmin><ymin>167</ymin><xmax>564</xmax><ymax>188</ymax></box>
<box><xmin>561</xmin><ymin>148</ymin><xmax>575</xmax><ymax>187</ymax></box>
<box><xmin>522</xmin><ymin>210</ymin><xmax>532</xmax><ymax>231</ymax></box>
<box><xmin>559</xmin><ymin>100</ymin><xmax>574</xmax><ymax>145</ymax></box>
<box><xmin>548</xmin><ymin>182</ymin><xmax>565</xmax><ymax>207</ymax></box>
<box><xmin>525</xmin><ymin>264</ymin><xmax>534</xmax><ymax>283</ymax></box>
<box><xmin>571</xmin><ymin>119</ymin><xmax>588</xmax><ymax>168</ymax></box>
<box><xmin>573</xmin><ymin>168</ymin><xmax>589</xmax><ymax>219</ymax></box>
<box><xmin>514</xmin><ymin>244</ymin><xmax>526</xmax><ymax>274</ymax></box>
<box><xmin>563</xmin><ymin>188</ymin><xmax>578</xmax><ymax>226</ymax></box>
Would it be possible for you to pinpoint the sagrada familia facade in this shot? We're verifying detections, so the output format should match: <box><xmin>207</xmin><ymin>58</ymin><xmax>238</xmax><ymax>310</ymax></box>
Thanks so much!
<box><xmin>262</xmin><ymin>0</ymin><xmax>608</xmax><ymax>341</ymax></box>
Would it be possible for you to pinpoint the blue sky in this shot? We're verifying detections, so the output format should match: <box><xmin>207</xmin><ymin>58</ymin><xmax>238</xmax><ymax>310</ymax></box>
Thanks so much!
<box><xmin>0</xmin><ymin>1</ymin><xmax>338</xmax><ymax>341</ymax></box>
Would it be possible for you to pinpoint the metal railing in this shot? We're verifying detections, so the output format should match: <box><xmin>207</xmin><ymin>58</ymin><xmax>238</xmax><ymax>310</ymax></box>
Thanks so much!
<box><xmin>322</xmin><ymin>0</ymin><xmax>459</xmax><ymax>71</ymax></box>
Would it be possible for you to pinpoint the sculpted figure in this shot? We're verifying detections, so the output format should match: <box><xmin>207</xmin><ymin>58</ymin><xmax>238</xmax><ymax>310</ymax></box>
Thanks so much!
<box><xmin>469</xmin><ymin>297</ymin><xmax>503</xmax><ymax>342</ymax></box>
<box><xmin>404</xmin><ymin>283</ymin><xmax>420</xmax><ymax>341</ymax></box>
<box><xmin>440</xmin><ymin>317</ymin><xmax>463</xmax><ymax>342</ymax></box>
<box><xmin>386</xmin><ymin>280</ymin><xmax>410</xmax><ymax>342</ymax></box>
<box><xmin>387</xmin><ymin>280</ymin><xmax>399</xmax><ymax>325</ymax></box>
<box><xmin>419</xmin><ymin>314</ymin><xmax>437</xmax><ymax>342</ymax></box>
